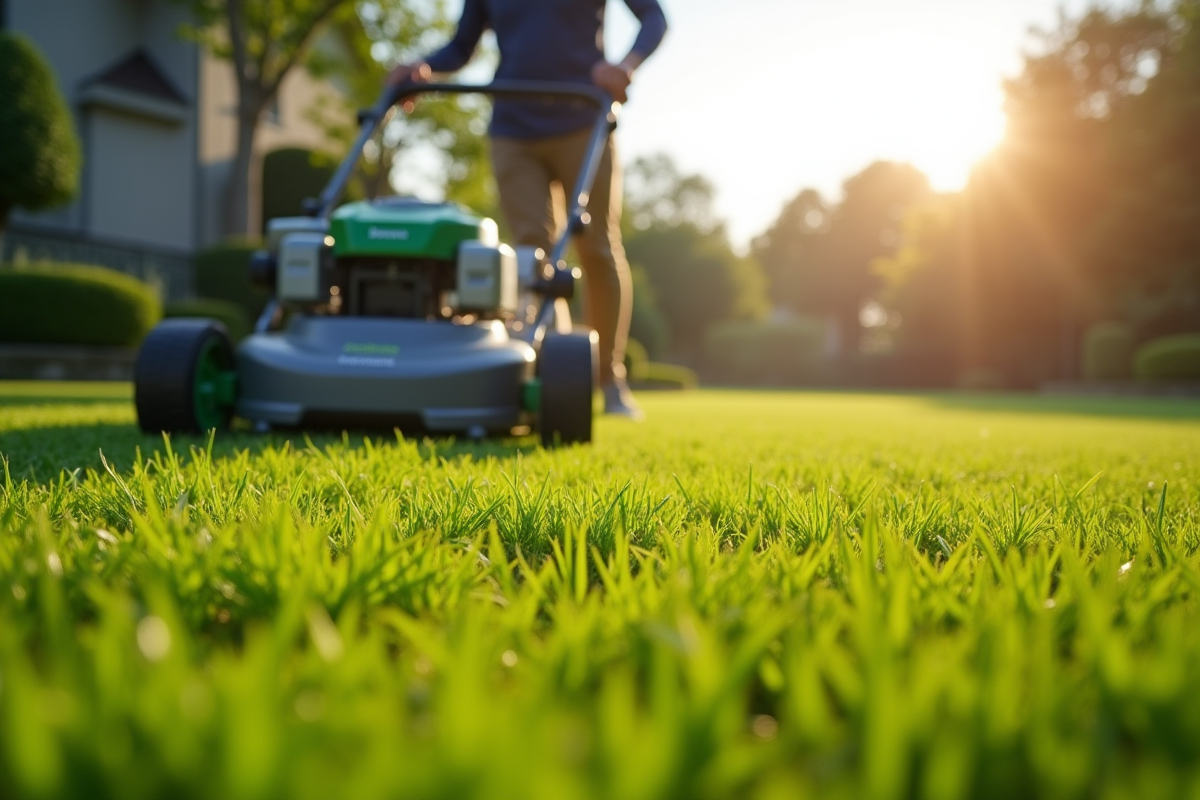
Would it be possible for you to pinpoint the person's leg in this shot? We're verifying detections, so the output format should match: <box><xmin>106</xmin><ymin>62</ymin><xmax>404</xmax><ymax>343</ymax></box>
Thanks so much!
<box><xmin>489</xmin><ymin>136</ymin><xmax>557</xmax><ymax>254</ymax></box>
<box><xmin>544</xmin><ymin>130</ymin><xmax>634</xmax><ymax>397</ymax></box>
<box><xmin>489</xmin><ymin>136</ymin><xmax>573</xmax><ymax>331</ymax></box>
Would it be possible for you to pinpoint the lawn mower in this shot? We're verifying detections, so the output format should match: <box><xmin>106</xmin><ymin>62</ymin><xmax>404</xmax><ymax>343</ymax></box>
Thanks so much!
<box><xmin>134</xmin><ymin>81</ymin><xmax>619</xmax><ymax>445</ymax></box>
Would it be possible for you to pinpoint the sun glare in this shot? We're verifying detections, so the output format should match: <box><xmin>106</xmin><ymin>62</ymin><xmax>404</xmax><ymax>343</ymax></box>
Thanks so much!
<box><xmin>894</xmin><ymin>93</ymin><xmax>1007</xmax><ymax>192</ymax></box>
<box><xmin>819</xmin><ymin>15</ymin><xmax>1011</xmax><ymax>194</ymax></box>
<box><xmin>606</xmin><ymin>0</ymin><xmax>1050</xmax><ymax>243</ymax></box>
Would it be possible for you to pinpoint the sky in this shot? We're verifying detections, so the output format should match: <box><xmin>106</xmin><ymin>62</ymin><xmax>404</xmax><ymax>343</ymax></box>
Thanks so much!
<box><xmin>443</xmin><ymin>0</ymin><xmax>1104</xmax><ymax>249</ymax></box>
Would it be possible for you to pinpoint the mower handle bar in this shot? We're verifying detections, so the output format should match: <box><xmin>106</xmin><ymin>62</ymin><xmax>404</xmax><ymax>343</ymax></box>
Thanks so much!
<box><xmin>315</xmin><ymin>80</ymin><xmax>620</xmax><ymax>264</ymax></box>
<box><xmin>312</xmin><ymin>81</ymin><xmax>619</xmax><ymax>346</ymax></box>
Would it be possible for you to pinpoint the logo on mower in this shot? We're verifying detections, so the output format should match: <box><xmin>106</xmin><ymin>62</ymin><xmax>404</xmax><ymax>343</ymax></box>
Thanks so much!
<box><xmin>338</xmin><ymin>342</ymin><xmax>399</xmax><ymax>367</ymax></box>
<box><xmin>343</xmin><ymin>343</ymin><xmax>400</xmax><ymax>356</ymax></box>
<box><xmin>367</xmin><ymin>226</ymin><xmax>410</xmax><ymax>241</ymax></box>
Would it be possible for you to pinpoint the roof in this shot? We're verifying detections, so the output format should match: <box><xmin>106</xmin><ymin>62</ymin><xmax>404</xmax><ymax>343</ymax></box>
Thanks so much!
<box><xmin>82</xmin><ymin>49</ymin><xmax>187</xmax><ymax>105</ymax></box>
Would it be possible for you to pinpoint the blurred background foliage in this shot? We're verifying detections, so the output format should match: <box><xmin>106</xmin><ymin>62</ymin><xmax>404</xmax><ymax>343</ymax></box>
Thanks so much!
<box><xmin>623</xmin><ymin>0</ymin><xmax>1200</xmax><ymax>388</ymax></box>
<box><xmin>7</xmin><ymin>0</ymin><xmax>1199</xmax><ymax>389</ymax></box>
<box><xmin>495</xmin><ymin>0</ymin><xmax>1200</xmax><ymax>389</ymax></box>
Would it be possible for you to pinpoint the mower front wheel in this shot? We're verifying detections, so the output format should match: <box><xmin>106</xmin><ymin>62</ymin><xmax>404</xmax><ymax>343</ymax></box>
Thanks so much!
<box><xmin>135</xmin><ymin>319</ymin><xmax>237</xmax><ymax>434</ymax></box>
<box><xmin>538</xmin><ymin>329</ymin><xmax>597</xmax><ymax>446</ymax></box>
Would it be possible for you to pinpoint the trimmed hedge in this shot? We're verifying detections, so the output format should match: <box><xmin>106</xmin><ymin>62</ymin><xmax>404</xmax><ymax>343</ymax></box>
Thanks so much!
<box><xmin>1134</xmin><ymin>334</ymin><xmax>1200</xmax><ymax>381</ymax></box>
<box><xmin>624</xmin><ymin>338</ymin><xmax>650</xmax><ymax>381</ymax></box>
<box><xmin>0</xmin><ymin>33</ymin><xmax>81</xmax><ymax>219</ymax></box>
<box><xmin>0</xmin><ymin>262</ymin><xmax>160</xmax><ymax>346</ymax></box>
<box><xmin>1082</xmin><ymin>321</ymin><xmax>1135</xmax><ymax>381</ymax></box>
<box><xmin>262</xmin><ymin>148</ymin><xmax>335</xmax><ymax>228</ymax></box>
<box><xmin>624</xmin><ymin>337</ymin><xmax>696</xmax><ymax>390</ymax></box>
<box><xmin>635</xmin><ymin>362</ymin><xmax>698</xmax><ymax>391</ymax></box>
<box><xmin>704</xmin><ymin>319</ymin><xmax>824</xmax><ymax>385</ymax></box>
<box><xmin>629</xmin><ymin>272</ymin><xmax>670</xmax><ymax>360</ymax></box>
<box><xmin>194</xmin><ymin>241</ymin><xmax>269</xmax><ymax>321</ymax></box>
<box><xmin>164</xmin><ymin>298</ymin><xmax>251</xmax><ymax>342</ymax></box>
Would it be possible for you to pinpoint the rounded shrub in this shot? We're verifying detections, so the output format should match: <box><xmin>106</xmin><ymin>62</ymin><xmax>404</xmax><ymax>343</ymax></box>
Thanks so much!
<box><xmin>624</xmin><ymin>338</ymin><xmax>650</xmax><ymax>381</ymax></box>
<box><xmin>1082</xmin><ymin>321</ymin><xmax>1135</xmax><ymax>381</ymax></box>
<box><xmin>0</xmin><ymin>33</ymin><xmax>81</xmax><ymax>226</ymax></box>
<box><xmin>195</xmin><ymin>240</ymin><xmax>269</xmax><ymax>321</ymax></box>
<box><xmin>704</xmin><ymin>319</ymin><xmax>824</xmax><ymax>385</ymax></box>
<box><xmin>1134</xmin><ymin>334</ymin><xmax>1200</xmax><ymax>381</ymax></box>
<box><xmin>628</xmin><ymin>274</ymin><xmax>670</xmax><ymax>359</ymax></box>
<box><xmin>262</xmin><ymin>148</ymin><xmax>335</xmax><ymax>227</ymax></box>
<box><xmin>635</xmin><ymin>362</ymin><xmax>698</xmax><ymax>391</ymax></box>
<box><xmin>0</xmin><ymin>263</ymin><xmax>161</xmax><ymax>346</ymax></box>
<box><xmin>164</xmin><ymin>298</ymin><xmax>251</xmax><ymax>342</ymax></box>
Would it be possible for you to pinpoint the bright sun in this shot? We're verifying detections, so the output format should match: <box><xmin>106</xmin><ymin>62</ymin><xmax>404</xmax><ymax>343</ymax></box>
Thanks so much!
<box><xmin>890</xmin><ymin>90</ymin><xmax>1008</xmax><ymax>192</ymax></box>
<box><xmin>827</xmin><ymin>26</ymin><xmax>1012</xmax><ymax>193</ymax></box>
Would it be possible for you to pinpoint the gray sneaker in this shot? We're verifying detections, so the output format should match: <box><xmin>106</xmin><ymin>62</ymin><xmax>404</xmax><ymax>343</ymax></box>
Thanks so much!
<box><xmin>602</xmin><ymin>379</ymin><xmax>645</xmax><ymax>421</ymax></box>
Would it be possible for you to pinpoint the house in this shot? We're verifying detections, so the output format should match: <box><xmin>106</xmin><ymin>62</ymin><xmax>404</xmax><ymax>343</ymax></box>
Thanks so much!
<box><xmin>1</xmin><ymin>0</ymin><xmax>342</xmax><ymax>299</ymax></box>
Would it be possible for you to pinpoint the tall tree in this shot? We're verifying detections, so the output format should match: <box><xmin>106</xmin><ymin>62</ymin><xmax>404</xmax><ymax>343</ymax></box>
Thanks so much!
<box><xmin>862</xmin><ymin>2</ymin><xmax>1179</xmax><ymax>387</ymax></box>
<box><xmin>624</xmin><ymin>154</ymin><xmax>721</xmax><ymax>235</ymax></box>
<box><xmin>751</xmin><ymin>188</ymin><xmax>830</xmax><ymax>313</ymax></box>
<box><xmin>0</xmin><ymin>32</ymin><xmax>81</xmax><ymax>248</ymax></box>
<box><xmin>307</xmin><ymin>2</ymin><xmax>495</xmax><ymax>215</ymax></box>
<box><xmin>959</xmin><ymin>2</ymin><xmax>1174</xmax><ymax>384</ymax></box>
<box><xmin>1087</xmin><ymin>0</ymin><xmax>1200</xmax><ymax>338</ymax></box>
<box><xmin>791</xmin><ymin>162</ymin><xmax>931</xmax><ymax>354</ymax></box>
<box><xmin>183</xmin><ymin>0</ymin><xmax>368</xmax><ymax>236</ymax></box>
<box><xmin>622</xmin><ymin>154</ymin><xmax>767</xmax><ymax>357</ymax></box>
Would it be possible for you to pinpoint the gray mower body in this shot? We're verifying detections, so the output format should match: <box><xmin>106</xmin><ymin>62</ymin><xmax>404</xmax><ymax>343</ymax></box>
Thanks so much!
<box><xmin>236</xmin><ymin>316</ymin><xmax>534</xmax><ymax>432</ymax></box>
<box><xmin>133</xmin><ymin>81</ymin><xmax>614</xmax><ymax>444</ymax></box>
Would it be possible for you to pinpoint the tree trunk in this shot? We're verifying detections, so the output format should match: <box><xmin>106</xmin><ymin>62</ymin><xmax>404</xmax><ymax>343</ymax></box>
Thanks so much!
<box><xmin>227</xmin><ymin>100</ymin><xmax>264</xmax><ymax>238</ymax></box>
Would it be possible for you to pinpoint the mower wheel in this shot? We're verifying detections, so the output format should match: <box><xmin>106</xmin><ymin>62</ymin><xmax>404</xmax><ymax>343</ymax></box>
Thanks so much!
<box><xmin>538</xmin><ymin>329</ymin><xmax>597</xmax><ymax>446</ymax></box>
<box><xmin>135</xmin><ymin>319</ymin><xmax>237</xmax><ymax>434</ymax></box>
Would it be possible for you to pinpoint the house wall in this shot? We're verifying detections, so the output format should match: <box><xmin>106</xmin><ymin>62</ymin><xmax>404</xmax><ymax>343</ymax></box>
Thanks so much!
<box><xmin>8</xmin><ymin>0</ymin><xmax>197</xmax><ymax>256</ymax></box>
<box><xmin>88</xmin><ymin>108</ymin><xmax>194</xmax><ymax>250</ymax></box>
<box><xmin>8</xmin><ymin>0</ymin><xmax>348</xmax><ymax>268</ymax></box>
<box><xmin>197</xmin><ymin>46</ymin><xmax>344</xmax><ymax>243</ymax></box>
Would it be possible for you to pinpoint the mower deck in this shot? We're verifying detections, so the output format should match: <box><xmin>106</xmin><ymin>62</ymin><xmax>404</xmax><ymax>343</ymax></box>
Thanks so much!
<box><xmin>235</xmin><ymin>316</ymin><xmax>536</xmax><ymax>432</ymax></box>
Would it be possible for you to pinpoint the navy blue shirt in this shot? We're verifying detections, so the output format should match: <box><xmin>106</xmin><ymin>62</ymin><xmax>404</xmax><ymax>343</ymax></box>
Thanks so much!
<box><xmin>425</xmin><ymin>0</ymin><xmax>667</xmax><ymax>139</ymax></box>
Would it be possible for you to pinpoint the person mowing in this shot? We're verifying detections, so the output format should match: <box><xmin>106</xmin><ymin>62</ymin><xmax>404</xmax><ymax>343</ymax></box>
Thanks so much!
<box><xmin>389</xmin><ymin>0</ymin><xmax>667</xmax><ymax>420</ymax></box>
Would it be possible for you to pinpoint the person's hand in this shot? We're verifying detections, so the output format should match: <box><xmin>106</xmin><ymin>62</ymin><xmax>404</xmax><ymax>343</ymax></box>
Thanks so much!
<box><xmin>387</xmin><ymin>62</ymin><xmax>431</xmax><ymax>86</ymax></box>
<box><xmin>591</xmin><ymin>60</ymin><xmax>633</xmax><ymax>103</ymax></box>
<box><xmin>387</xmin><ymin>62</ymin><xmax>431</xmax><ymax>111</ymax></box>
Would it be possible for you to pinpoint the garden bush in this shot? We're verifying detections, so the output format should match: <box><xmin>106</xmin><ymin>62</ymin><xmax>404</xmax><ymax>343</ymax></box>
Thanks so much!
<box><xmin>194</xmin><ymin>240</ymin><xmax>268</xmax><ymax>321</ymax></box>
<box><xmin>628</xmin><ymin>268</ymin><xmax>671</xmax><ymax>359</ymax></box>
<box><xmin>625</xmin><ymin>337</ymin><xmax>696</xmax><ymax>390</ymax></box>
<box><xmin>0</xmin><ymin>262</ymin><xmax>160</xmax><ymax>346</ymax></box>
<box><xmin>262</xmin><ymin>148</ymin><xmax>335</xmax><ymax>227</ymax></box>
<box><xmin>847</xmin><ymin>345</ymin><xmax>957</xmax><ymax>389</ymax></box>
<box><xmin>704</xmin><ymin>318</ymin><xmax>824</xmax><ymax>385</ymax></box>
<box><xmin>1134</xmin><ymin>333</ymin><xmax>1200</xmax><ymax>381</ymax></box>
<box><xmin>1082</xmin><ymin>321</ymin><xmax>1135</xmax><ymax>381</ymax></box>
<box><xmin>164</xmin><ymin>298</ymin><xmax>251</xmax><ymax>341</ymax></box>
<box><xmin>0</xmin><ymin>33</ymin><xmax>80</xmax><ymax>231</ymax></box>
<box><xmin>624</xmin><ymin>338</ymin><xmax>650</xmax><ymax>380</ymax></box>
<box><xmin>634</xmin><ymin>361</ymin><xmax>698</xmax><ymax>390</ymax></box>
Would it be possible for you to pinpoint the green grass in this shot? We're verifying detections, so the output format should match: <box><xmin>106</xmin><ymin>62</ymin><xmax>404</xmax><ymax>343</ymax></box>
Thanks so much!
<box><xmin>1</xmin><ymin>382</ymin><xmax>1199</xmax><ymax>799</ymax></box>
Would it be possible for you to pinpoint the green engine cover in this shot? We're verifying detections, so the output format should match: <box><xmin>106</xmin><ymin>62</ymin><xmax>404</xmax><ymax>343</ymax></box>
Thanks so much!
<box><xmin>329</xmin><ymin>198</ymin><xmax>494</xmax><ymax>260</ymax></box>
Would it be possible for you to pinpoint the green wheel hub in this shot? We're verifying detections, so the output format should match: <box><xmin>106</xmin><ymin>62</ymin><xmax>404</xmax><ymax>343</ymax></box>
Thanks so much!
<box><xmin>193</xmin><ymin>338</ymin><xmax>237</xmax><ymax>431</ymax></box>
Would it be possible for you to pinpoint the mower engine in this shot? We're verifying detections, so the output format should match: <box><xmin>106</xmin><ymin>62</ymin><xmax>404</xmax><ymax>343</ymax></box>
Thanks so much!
<box><xmin>253</xmin><ymin>196</ymin><xmax>533</xmax><ymax>321</ymax></box>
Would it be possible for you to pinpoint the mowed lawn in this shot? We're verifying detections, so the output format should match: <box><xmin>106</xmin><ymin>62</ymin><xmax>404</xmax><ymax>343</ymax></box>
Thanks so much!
<box><xmin>1</xmin><ymin>382</ymin><xmax>1199</xmax><ymax>800</ymax></box>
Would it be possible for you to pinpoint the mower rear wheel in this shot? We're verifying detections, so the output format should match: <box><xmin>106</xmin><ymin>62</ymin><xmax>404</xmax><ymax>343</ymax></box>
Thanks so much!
<box><xmin>135</xmin><ymin>319</ymin><xmax>237</xmax><ymax>434</ymax></box>
<box><xmin>538</xmin><ymin>329</ymin><xmax>597</xmax><ymax>446</ymax></box>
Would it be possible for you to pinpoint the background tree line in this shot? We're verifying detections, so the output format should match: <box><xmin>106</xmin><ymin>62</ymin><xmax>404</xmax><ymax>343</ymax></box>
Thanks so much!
<box><xmin>619</xmin><ymin>1</ymin><xmax>1200</xmax><ymax>387</ymax></box>
<box><xmin>7</xmin><ymin>0</ymin><xmax>1197</xmax><ymax>387</ymax></box>
<box><xmin>753</xmin><ymin>0</ymin><xmax>1200</xmax><ymax>388</ymax></box>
